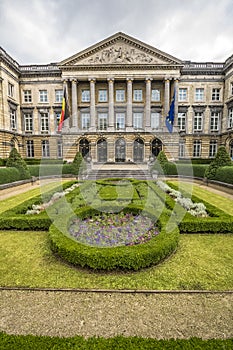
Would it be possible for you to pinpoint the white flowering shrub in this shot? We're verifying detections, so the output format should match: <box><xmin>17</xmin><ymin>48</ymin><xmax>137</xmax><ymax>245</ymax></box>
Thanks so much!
<box><xmin>157</xmin><ymin>180</ymin><xmax>208</xmax><ymax>217</ymax></box>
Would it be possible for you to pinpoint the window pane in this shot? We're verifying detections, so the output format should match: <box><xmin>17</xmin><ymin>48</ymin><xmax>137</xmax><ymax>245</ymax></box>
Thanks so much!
<box><xmin>133</xmin><ymin>113</ymin><xmax>143</xmax><ymax>129</ymax></box>
<box><xmin>98</xmin><ymin>90</ymin><xmax>107</xmax><ymax>102</ymax></box>
<box><xmin>178</xmin><ymin>88</ymin><xmax>187</xmax><ymax>102</ymax></box>
<box><xmin>151</xmin><ymin>112</ymin><xmax>160</xmax><ymax>129</ymax></box>
<box><xmin>178</xmin><ymin>112</ymin><xmax>186</xmax><ymax>130</ymax></box>
<box><xmin>24</xmin><ymin>113</ymin><xmax>33</xmax><ymax>131</ymax></box>
<box><xmin>195</xmin><ymin>88</ymin><xmax>204</xmax><ymax>101</ymax></box>
<box><xmin>81</xmin><ymin>113</ymin><xmax>90</xmax><ymax>130</ymax></box>
<box><xmin>116</xmin><ymin>90</ymin><xmax>125</xmax><ymax>102</ymax></box>
<box><xmin>26</xmin><ymin>140</ymin><xmax>34</xmax><ymax>158</ymax></box>
<box><xmin>55</xmin><ymin>90</ymin><xmax>63</xmax><ymax>103</ymax></box>
<box><xmin>212</xmin><ymin>88</ymin><xmax>220</xmax><ymax>101</ymax></box>
<box><xmin>39</xmin><ymin>90</ymin><xmax>48</xmax><ymax>103</ymax></box>
<box><xmin>116</xmin><ymin>113</ymin><xmax>125</xmax><ymax>129</ymax></box>
<box><xmin>133</xmin><ymin>90</ymin><xmax>143</xmax><ymax>101</ymax></box>
<box><xmin>82</xmin><ymin>90</ymin><xmax>90</xmax><ymax>102</ymax></box>
<box><xmin>151</xmin><ymin>89</ymin><xmax>160</xmax><ymax>101</ymax></box>
<box><xmin>98</xmin><ymin>113</ymin><xmax>108</xmax><ymax>130</ymax></box>
<box><xmin>24</xmin><ymin>90</ymin><xmax>32</xmax><ymax>103</ymax></box>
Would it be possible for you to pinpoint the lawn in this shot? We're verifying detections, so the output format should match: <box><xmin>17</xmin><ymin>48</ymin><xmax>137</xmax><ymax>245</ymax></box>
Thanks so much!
<box><xmin>0</xmin><ymin>179</ymin><xmax>232</xmax><ymax>290</ymax></box>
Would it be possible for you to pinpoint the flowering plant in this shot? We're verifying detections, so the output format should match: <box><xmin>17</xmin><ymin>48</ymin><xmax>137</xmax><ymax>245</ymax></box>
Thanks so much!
<box><xmin>69</xmin><ymin>212</ymin><xmax>159</xmax><ymax>247</ymax></box>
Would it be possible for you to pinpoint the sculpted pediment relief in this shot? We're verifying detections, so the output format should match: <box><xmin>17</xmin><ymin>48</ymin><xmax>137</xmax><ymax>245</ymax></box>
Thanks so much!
<box><xmin>60</xmin><ymin>32</ymin><xmax>182</xmax><ymax>67</ymax></box>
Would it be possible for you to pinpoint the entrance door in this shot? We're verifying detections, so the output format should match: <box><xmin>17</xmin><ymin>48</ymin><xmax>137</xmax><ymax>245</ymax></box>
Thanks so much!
<box><xmin>151</xmin><ymin>138</ymin><xmax>162</xmax><ymax>157</ymax></box>
<box><xmin>133</xmin><ymin>138</ymin><xmax>144</xmax><ymax>162</ymax></box>
<box><xmin>97</xmin><ymin>138</ymin><xmax>107</xmax><ymax>162</ymax></box>
<box><xmin>79</xmin><ymin>138</ymin><xmax>90</xmax><ymax>158</ymax></box>
<box><xmin>115</xmin><ymin>138</ymin><xmax>126</xmax><ymax>162</ymax></box>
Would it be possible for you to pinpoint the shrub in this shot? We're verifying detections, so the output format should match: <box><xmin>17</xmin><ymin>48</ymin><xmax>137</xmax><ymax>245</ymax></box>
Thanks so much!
<box><xmin>0</xmin><ymin>167</ymin><xmax>21</xmax><ymax>184</ymax></box>
<box><xmin>205</xmin><ymin>146</ymin><xmax>232</xmax><ymax>180</ymax></box>
<box><xmin>28</xmin><ymin>164</ymin><xmax>74</xmax><ymax>177</ymax></box>
<box><xmin>6</xmin><ymin>148</ymin><xmax>30</xmax><ymax>179</ymax></box>
<box><xmin>72</xmin><ymin>151</ymin><xmax>86</xmax><ymax>175</ymax></box>
<box><xmin>214</xmin><ymin>166</ymin><xmax>233</xmax><ymax>185</ymax></box>
<box><xmin>49</xmin><ymin>205</ymin><xmax>179</xmax><ymax>271</ymax></box>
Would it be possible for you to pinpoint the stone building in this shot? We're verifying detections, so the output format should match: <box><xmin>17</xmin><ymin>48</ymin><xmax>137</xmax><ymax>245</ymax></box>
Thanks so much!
<box><xmin>0</xmin><ymin>32</ymin><xmax>233</xmax><ymax>163</ymax></box>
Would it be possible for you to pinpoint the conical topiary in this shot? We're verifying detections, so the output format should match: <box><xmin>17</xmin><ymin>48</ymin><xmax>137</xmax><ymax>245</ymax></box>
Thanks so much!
<box><xmin>205</xmin><ymin>145</ymin><xmax>232</xmax><ymax>180</ymax></box>
<box><xmin>6</xmin><ymin>147</ymin><xmax>31</xmax><ymax>179</ymax></box>
<box><xmin>72</xmin><ymin>151</ymin><xmax>86</xmax><ymax>175</ymax></box>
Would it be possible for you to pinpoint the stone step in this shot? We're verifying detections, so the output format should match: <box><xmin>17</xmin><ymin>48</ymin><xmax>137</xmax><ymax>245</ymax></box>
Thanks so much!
<box><xmin>87</xmin><ymin>169</ymin><xmax>152</xmax><ymax>180</ymax></box>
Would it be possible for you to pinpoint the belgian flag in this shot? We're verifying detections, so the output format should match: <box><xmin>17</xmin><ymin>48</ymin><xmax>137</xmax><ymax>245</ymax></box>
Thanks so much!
<box><xmin>58</xmin><ymin>87</ymin><xmax>70</xmax><ymax>132</ymax></box>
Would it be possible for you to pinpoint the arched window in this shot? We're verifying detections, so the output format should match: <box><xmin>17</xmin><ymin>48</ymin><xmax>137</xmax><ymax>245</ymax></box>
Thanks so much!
<box><xmin>229</xmin><ymin>139</ymin><xmax>233</xmax><ymax>159</ymax></box>
<box><xmin>79</xmin><ymin>138</ymin><xmax>90</xmax><ymax>158</ymax></box>
<box><xmin>151</xmin><ymin>138</ymin><xmax>162</xmax><ymax>157</ymax></box>
<box><xmin>97</xmin><ymin>138</ymin><xmax>107</xmax><ymax>162</ymax></box>
<box><xmin>133</xmin><ymin>138</ymin><xmax>144</xmax><ymax>162</ymax></box>
<box><xmin>115</xmin><ymin>138</ymin><xmax>126</xmax><ymax>162</ymax></box>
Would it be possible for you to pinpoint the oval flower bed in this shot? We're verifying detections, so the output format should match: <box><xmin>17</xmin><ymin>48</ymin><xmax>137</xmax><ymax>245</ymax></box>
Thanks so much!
<box><xmin>49</xmin><ymin>205</ymin><xmax>179</xmax><ymax>271</ymax></box>
<box><xmin>69</xmin><ymin>212</ymin><xmax>159</xmax><ymax>247</ymax></box>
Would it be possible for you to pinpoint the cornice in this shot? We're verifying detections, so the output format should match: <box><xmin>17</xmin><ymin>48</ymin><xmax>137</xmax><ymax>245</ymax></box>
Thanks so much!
<box><xmin>60</xmin><ymin>64</ymin><xmax>183</xmax><ymax>71</ymax></box>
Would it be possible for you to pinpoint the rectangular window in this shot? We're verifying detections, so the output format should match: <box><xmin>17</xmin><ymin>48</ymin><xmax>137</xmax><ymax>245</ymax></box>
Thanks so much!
<box><xmin>179</xmin><ymin>141</ymin><xmax>185</xmax><ymax>158</ymax></box>
<box><xmin>8</xmin><ymin>82</ymin><xmax>14</xmax><ymax>98</ymax></box>
<box><xmin>26</xmin><ymin>140</ymin><xmax>34</xmax><ymax>158</ymax></box>
<box><xmin>40</xmin><ymin>113</ymin><xmax>49</xmax><ymax>131</ymax></box>
<box><xmin>55</xmin><ymin>90</ymin><xmax>63</xmax><ymax>103</ymax></box>
<box><xmin>178</xmin><ymin>112</ymin><xmax>186</xmax><ymax>131</ymax></box>
<box><xmin>209</xmin><ymin>140</ymin><xmax>217</xmax><ymax>157</ymax></box>
<box><xmin>151</xmin><ymin>112</ymin><xmax>160</xmax><ymax>129</ymax></box>
<box><xmin>195</xmin><ymin>88</ymin><xmax>204</xmax><ymax>101</ymax></box>
<box><xmin>39</xmin><ymin>90</ymin><xmax>48</xmax><ymax>103</ymax></box>
<box><xmin>81</xmin><ymin>113</ymin><xmax>90</xmax><ymax>130</ymax></box>
<box><xmin>24</xmin><ymin>113</ymin><xmax>33</xmax><ymax>131</ymax></box>
<box><xmin>228</xmin><ymin>108</ymin><xmax>233</xmax><ymax>128</ymax></box>
<box><xmin>133</xmin><ymin>89</ymin><xmax>143</xmax><ymax>101</ymax></box>
<box><xmin>81</xmin><ymin>90</ymin><xmax>90</xmax><ymax>102</ymax></box>
<box><xmin>151</xmin><ymin>89</ymin><xmax>160</xmax><ymax>101</ymax></box>
<box><xmin>10</xmin><ymin>109</ymin><xmax>16</xmax><ymax>129</ymax></box>
<box><xmin>98</xmin><ymin>113</ymin><xmax>108</xmax><ymax>130</ymax></box>
<box><xmin>212</xmin><ymin>88</ymin><xmax>220</xmax><ymax>101</ymax></box>
<box><xmin>23</xmin><ymin>90</ymin><xmax>32</xmax><ymax>103</ymax></box>
<box><xmin>133</xmin><ymin>112</ymin><xmax>143</xmax><ymax>129</ymax></box>
<box><xmin>98</xmin><ymin>89</ymin><xmax>108</xmax><ymax>102</ymax></box>
<box><xmin>57</xmin><ymin>139</ymin><xmax>63</xmax><ymax>158</ymax></box>
<box><xmin>116</xmin><ymin>89</ymin><xmax>125</xmax><ymax>102</ymax></box>
<box><xmin>210</xmin><ymin>112</ymin><xmax>219</xmax><ymax>131</ymax></box>
<box><xmin>194</xmin><ymin>112</ymin><xmax>203</xmax><ymax>131</ymax></box>
<box><xmin>42</xmin><ymin>140</ymin><xmax>50</xmax><ymax>158</ymax></box>
<box><xmin>178</xmin><ymin>88</ymin><xmax>187</xmax><ymax>102</ymax></box>
<box><xmin>116</xmin><ymin>113</ymin><xmax>125</xmax><ymax>130</ymax></box>
<box><xmin>193</xmin><ymin>140</ymin><xmax>201</xmax><ymax>157</ymax></box>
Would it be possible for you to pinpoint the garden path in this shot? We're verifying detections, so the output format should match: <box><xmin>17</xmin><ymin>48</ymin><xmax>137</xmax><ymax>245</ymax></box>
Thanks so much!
<box><xmin>0</xmin><ymin>289</ymin><xmax>232</xmax><ymax>339</ymax></box>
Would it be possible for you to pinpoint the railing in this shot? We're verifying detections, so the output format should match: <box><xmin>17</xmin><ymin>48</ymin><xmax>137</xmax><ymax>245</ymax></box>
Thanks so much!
<box><xmin>183</xmin><ymin>61</ymin><xmax>224</xmax><ymax>70</ymax></box>
<box><xmin>20</xmin><ymin>64</ymin><xmax>59</xmax><ymax>71</ymax></box>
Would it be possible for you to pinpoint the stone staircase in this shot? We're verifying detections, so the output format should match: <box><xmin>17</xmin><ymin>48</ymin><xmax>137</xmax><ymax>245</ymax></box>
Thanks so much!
<box><xmin>87</xmin><ymin>163</ymin><xmax>152</xmax><ymax>180</ymax></box>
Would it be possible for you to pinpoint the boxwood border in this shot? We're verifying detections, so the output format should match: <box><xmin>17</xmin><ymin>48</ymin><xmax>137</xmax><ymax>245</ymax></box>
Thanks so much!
<box><xmin>49</xmin><ymin>205</ymin><xmax>179</xmax><ymax>271</ymax></box>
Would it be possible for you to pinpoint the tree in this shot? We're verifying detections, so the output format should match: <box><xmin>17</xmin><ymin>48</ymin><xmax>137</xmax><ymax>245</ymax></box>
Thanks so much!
<box><xmin>6</xmin><ymin>148</ymin><xmax>31</xmax><ymax>179</ymax></box>
<box><xmin>205</xmin><ymin>145</ymin><xmax>232</xmax><ymax>180</ymax></box>
<box><xmin>72</xmin><ymin>151</ymin><xmax>86</xmax><ymax>176</ymax></box>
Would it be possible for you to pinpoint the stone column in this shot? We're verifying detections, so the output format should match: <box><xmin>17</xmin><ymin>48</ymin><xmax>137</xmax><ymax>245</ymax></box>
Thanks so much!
<box><xmin>108</xmin><ymin>78</ymin><xmax>114</xmax><ymax>130</ymax></box>
<box><xmin>174</xmin><ymin>78</ymin><xmax>179</xmax><ymax>127</ymax></box>
<box><xmin>126</xmin><ymin>78</ymin><xmax>133</xmax><ymax>130</ymax></box>
<box><xmin>145</xmin><ymin>77</ymin><xmax>152</xmax><ymax>129</ymax></box>
<box><xmin>164</xmin><ymin>78</ymin><xmax>170</xmax><ymax>117</ymax></box>
<box><xmin>89</xmin><ymin>78</ymin><xmax>96</xmax><ymax>130</ymax></box>
<box><xmin>71</xmin><ymin>79</ymin><xmax>78</xmax><ymax>128</ymax></box>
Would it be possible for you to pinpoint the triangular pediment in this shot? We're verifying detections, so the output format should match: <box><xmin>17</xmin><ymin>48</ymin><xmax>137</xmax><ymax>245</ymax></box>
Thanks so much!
<box><xmin>60</xmin><ymin>32</ymin><xmax>182</xmax><ymax>66</ymax></box>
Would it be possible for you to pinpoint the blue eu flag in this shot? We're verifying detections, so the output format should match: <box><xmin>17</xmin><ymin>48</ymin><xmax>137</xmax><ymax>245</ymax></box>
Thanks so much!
<box><xmin>165</xmin><ymin>89</ymin><xmax>176</xmax><ymax>133</ymax></box>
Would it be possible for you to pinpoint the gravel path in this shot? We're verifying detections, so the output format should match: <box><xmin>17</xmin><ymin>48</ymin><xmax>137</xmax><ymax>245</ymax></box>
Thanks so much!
<box><xmin>0</xmin><ymin>290</ymin><xmax>232</xmax><ymax>339</ymax></box>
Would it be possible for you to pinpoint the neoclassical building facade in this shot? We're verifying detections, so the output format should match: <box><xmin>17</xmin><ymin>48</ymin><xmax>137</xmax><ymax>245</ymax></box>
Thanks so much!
<box><xmin>0</xmin><ymin>32</ymin><xmax>233</xmax><ymax>163</ymax></box>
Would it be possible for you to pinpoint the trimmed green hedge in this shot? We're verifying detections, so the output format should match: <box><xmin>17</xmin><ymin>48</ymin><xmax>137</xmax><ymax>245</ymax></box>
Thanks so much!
<box><xmin>49</xmin><ymin>205</ymin><xmax>179</xmax><ymax>271</ymax></box>
<box><xmin>0</xmin><ymin>181</ymin><xmax>77</xmax><ymax>230</ymax></box>
<box><xmin>166</xmin><ymin>181</ymin><xmax>233</xmax><ymax>233</ymax></box>
<box><xmin>151</xmin><ymin>162</ymin><xmax>208</xmax><ymax>178</ymax></box>
<box><xmin>28</xmin><ymin>164</ymin><xmax>74</xmax><ymax>177</ymax></box>
<box><xmin>0</xmin><ymin>167</ymin><xmax>21</xmax><ymax>184</ymax></box>
<box><xmin>214</xmin><ymin>166</ymin><xmax>233</xmax><ymax>185</ymax></box>
<box><xmin>0</xmin><ymin>333</ymin><xmax>232</xmax><ymax>350</ymax></box>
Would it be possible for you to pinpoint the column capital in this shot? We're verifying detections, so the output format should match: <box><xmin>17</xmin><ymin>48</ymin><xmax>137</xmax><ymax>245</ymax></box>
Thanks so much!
<box><xmin>126</xmin><ymin>77</ymin><xmax>134</xmax><ymax>82</ymax></box>
<box><xmin>145</xmin><ymin>77</ymin><xmax>153</xmax><ymax>82</ymax></box>
<box><xmin>107</xmin><ymin>77</ymin><xmax>114</xmax><ymax>82</ymax></box>
<box><xmin>71</xmin><ymin>78</ymin><xmax>78</xmax><ymax>83</ymax></box>
<box><xmin>164</xmin><ymin>76</ymin><xmax>172</xmax><ymax>81</ymax></box>
<box><xmin>88</xmin><ymin>78</ymin><xmax>96</xmax><ymax>83</ymax></box>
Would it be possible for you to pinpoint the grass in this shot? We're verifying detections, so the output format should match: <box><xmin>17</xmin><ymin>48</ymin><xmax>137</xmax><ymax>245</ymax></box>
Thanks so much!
<box><xmin>0</xmin><ymin>179</ymin><xmax>232</xmax><ymax>290</ymax></box>
<box><xmin>0</xmin><ymin>180</ymin><xmax>70</xmax><ymax>214</ymax></box>
<box><xmin>168</xmin><ymin>180</ymin><xmax>233</xmax><ymax>216</ymax></box>
<box><xmin>0</xmin><ymin>230</ymin><xmax>232</xmax><ymax>290</ymax></box>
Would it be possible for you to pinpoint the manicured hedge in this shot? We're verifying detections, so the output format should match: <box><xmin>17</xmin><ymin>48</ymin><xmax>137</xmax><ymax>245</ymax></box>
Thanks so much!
<box><xmin>0</xmin><ymin>333</ymin><xmax>232</xmax><ymax>350</ymax></box>
<box><xmin>24</xmin><ymin>158</ymin><xmax>65</xmax><ymax>165</ymax></box>
<box><xmin>0</xmin><ymin>181</ymin><xmax>77</xmax><ymax>231</ymax></box>
<box><xmin>28</xmin><ymin>164</ymin><xmax>74</xmax><ymax>177</ymax></box>
<box><xmin>0</xmin><ymin>167</ymin><xmax>21</xmax><ymax>184</ymax></box>
<box><xmin>49</xmin><ymin>205</ymin><xmax>179</xmax><ymax>271</ymax></box>
<box><xmin>166</xmin><ymin>181</ymin><xmax>233</xmax><ymax>233</ymax></box>
<box><xmin>214</xmin><ymin>166</ymin><xmax>233</xmax><ymax>185</ymax></box>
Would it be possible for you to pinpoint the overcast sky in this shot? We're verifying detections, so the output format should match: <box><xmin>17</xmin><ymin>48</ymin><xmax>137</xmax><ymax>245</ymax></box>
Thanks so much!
<box><xmin>0</xmin><ymin>0</ymin><xmax>233</xmax><ymax>65</ymax></box>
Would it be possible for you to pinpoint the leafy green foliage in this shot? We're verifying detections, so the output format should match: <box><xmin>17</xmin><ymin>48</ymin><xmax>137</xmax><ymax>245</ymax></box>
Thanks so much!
<box><xmin>205</xmin><ymin>145</ymin><xmax>232</xmax><ymax>179</ymax></box>
<box><xmin>72</xmin><ymin>151</ymin><xmax>86</xmax><ymax>175</ymax></box>
<box><xmin>0</xmin><ymin>167</ymin><xmax>21</xmax><ymax>184</ymax></box>
<box><xmin>6</xmin><ymin>148</ymin><xmax>31</xmax><ymax>179</ymax></box>
<box><xmin>0</xmin><ymin>333</ymin><xmax>232</xmax><ymax>350</ymax></box>
<box><xmin>214</xmin><ymin>166</ymin><xmax>233</xmax><ymax>185</ymax></box>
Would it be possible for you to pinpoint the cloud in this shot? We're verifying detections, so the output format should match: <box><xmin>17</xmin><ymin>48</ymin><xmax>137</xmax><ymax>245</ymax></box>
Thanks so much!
<box><xmin>0</xmin><ymin>0</ymin><xmax>232</xmax><ymax>64</ymax></box>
